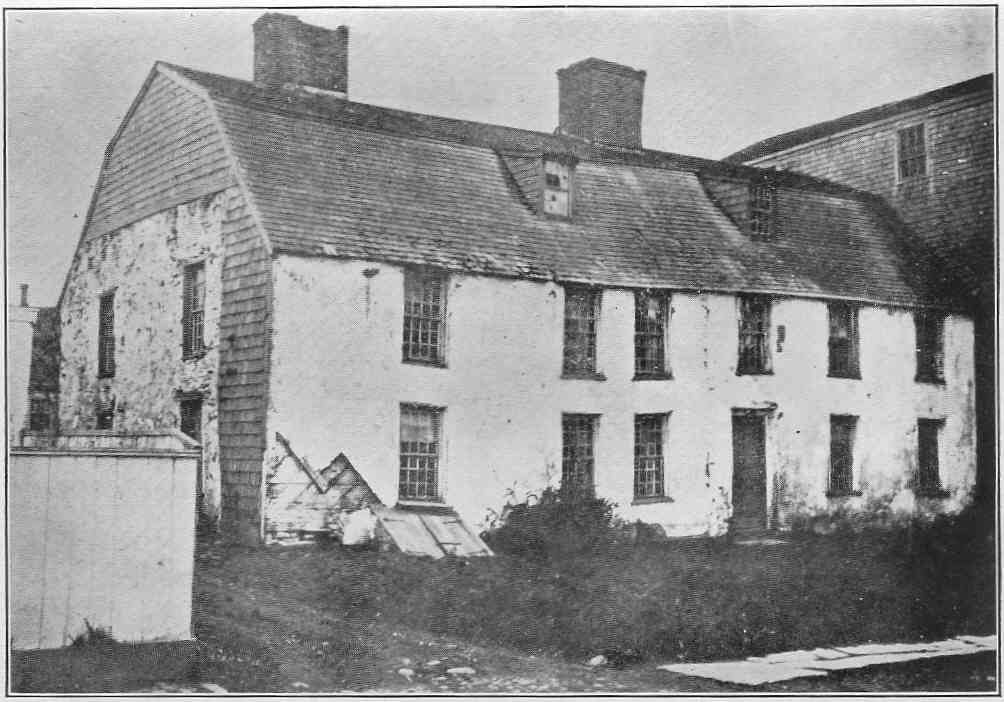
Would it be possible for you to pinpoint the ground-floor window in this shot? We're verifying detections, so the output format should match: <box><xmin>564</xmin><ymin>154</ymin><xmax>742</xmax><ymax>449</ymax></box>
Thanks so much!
<box><xmin>916</xmin><ymin>418</ymin><xmax>944</xmax><ymax>495</ymax></box>
<box><xmin>400</xmin><ymin>404</ymin><xmax>443</xmax><ymax>501</ymax></box>
<box><xmin>828</xmin><ymin>414</ymin><xmax>858</xmax><ymax>496</ymax></box>
<box><xmin>634</xmin><ymin>413</ymin><xmax>667</xmax><ymax>498</ymax></box>
<box><xmin>562</xmin><ymin>413</ymin><xmax>598</xmax><ymax>496</ymax></box>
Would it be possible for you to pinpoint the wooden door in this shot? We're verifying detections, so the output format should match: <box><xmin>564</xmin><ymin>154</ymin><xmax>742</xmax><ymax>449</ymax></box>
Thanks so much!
<box><xmin>731</xmin><ymin>413</ymin><xmax>767</xmax><ymax>533</ymax></box>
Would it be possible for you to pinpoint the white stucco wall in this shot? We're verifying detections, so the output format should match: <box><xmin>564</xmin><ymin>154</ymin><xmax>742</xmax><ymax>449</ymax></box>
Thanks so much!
<box><xmin>8</xmin><ymin>305</ymin><xmax>39</xmax><ymax>443</ymax></box>
<box><xmin>59</xmin><ymin>192</ymin><xmax>228</xmax><ymax>519</ymax></box>
<box><xmin>267</xmin><ymin>255</ymin><xmax>976</xmax><ymax>539</ymax></box>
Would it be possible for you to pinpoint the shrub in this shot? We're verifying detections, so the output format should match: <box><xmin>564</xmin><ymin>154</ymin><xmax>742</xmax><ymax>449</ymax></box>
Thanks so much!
<box><xmin>483</xmin><ymin>487</ymin><xmax>621</xmax><ymax>558</ymax></box>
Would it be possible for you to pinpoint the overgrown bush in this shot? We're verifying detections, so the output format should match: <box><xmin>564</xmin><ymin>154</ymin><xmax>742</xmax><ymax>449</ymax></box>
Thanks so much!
<box><xmin>483</xmin><ymin>487</ymin><xmax>621</xmax><ymax>558</ymax></box>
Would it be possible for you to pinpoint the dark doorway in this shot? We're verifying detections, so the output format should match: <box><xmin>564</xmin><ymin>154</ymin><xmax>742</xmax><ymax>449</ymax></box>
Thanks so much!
<box><xmin>731</xmin><ymin>411</ymin><xmax>768</xmax><ymax>533</ymax></box>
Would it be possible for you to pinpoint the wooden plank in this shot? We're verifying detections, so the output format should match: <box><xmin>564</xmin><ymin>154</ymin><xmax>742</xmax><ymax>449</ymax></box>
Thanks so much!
<box><xmin>373</xmin><ymin>507</ymin><xmax>444</xmax><ymax>558</ymax></box>
<box><xmin>9</xmin><ymin>454</ymin><xmax>49</xmax><ymax>649</ymax></box>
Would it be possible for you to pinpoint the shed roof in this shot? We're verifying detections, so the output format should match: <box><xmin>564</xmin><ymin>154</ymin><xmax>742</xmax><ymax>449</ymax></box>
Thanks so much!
<box><xmin>727</xmin><ymin>73</ymin><xmax>993</xmax><ymax>164</ymax></box>
<box><xmin>155</xmin><ymin>61</ymin><xmax>945</xmax><ymax>308</ymax></box>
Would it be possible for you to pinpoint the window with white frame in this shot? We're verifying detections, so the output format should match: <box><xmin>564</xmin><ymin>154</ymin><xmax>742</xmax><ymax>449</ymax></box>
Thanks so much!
<box><xmin>543</xmin><ymin>159</ymin><xmax>572</xmax><ymax>217</ymax></box>
<box><xmin>634</xmin><ymin>413</ymin><xmax>667</xmax><ymax>499</ymax></box>
<box><xmin>399</xmin><ymin>404</ymin><xmax>444</xmax><ymax>501</ymax></box>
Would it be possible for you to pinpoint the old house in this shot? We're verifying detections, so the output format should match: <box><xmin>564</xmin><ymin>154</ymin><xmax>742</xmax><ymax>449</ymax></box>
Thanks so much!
<box><xmin>57</xmin><ymin>13</ymin><xmax>977</xmax><ymax>544</ymax></box>
<box><xmin>728</xmin><ymin>76</ymin><xmax>994</xmax><ymax>504</ymax></box>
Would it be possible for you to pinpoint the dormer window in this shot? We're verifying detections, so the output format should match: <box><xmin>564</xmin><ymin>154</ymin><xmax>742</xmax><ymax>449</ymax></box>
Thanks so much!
<box><xmin>898</xmin><ymin>124</ymin><xmax>927</xmax><ymax>180</ymax></box>
<box><xmin>749</xmin><ymin>181</ymin><xmax>776</xmax><ymax>241</ymax></box>
<box><xmin>543</xmin><ymin>158</ymin><xmax>572</xmax><ymax>217</ymax></box>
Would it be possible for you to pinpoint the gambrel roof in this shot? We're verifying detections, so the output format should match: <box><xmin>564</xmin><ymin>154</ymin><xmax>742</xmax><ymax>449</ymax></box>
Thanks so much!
<box><xmin>74</xmin><ymin>60</ymin><xmax>952</xmax><ymax>310</ymax></box>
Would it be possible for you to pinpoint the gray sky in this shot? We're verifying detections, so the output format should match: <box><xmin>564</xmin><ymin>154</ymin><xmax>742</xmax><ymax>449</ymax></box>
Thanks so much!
<box><xmin>5</xmin><ymin>6</ymin><xmax>995</xmax><ymax>306</ymax></box>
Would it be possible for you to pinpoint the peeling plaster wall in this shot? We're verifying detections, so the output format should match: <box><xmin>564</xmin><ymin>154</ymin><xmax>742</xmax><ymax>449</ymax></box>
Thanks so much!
<box><xmin>59</xmin><ymin>192</ymin><xmax>228</xmax><ymax>519</ymax></box>
<box><xmin>268</xmin><ymin>255</ymin><xmax>976</xmax><ymax>539</ymax></box>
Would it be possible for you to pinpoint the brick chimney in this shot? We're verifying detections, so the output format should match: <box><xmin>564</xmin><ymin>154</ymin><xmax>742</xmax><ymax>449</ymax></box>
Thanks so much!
<box><xmin>253</xmin><ymin>13</ymin><xmax>348</xmax><ymax>95</ymax></box>
<box><xmin>557</xmin><ymin>58</ymin><xmax>646</xmax><ymax>149</ymax></box>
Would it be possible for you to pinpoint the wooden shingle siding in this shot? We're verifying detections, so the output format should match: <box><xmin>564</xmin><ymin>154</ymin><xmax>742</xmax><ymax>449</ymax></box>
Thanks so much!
<box><xmin>218</xmin><ymin>187</ymin><xmax>272</xmax><ymax>541</ymax></box>
<box><xmin>88</xmin><ymin>73</ymin><xmax>235</xmax><ymax>241</ymax></box>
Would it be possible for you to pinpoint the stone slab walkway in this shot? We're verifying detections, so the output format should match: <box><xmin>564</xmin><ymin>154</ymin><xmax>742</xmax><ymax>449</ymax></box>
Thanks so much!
<box><xmin>658</xmin><ymin>635</ymin><xmax>997</xmax><ymax>686</ymax></box>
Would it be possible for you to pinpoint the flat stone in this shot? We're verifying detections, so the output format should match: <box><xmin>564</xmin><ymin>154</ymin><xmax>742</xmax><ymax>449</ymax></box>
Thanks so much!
<box><xmin>832</xmin><ymin>642</ymin><xmax>933</xmax><ymax>656</ymax></box>
<box><xmin>446</xmin><ymin>667</ymin><xmax>476</xmax><ymax>676</ymax></box>
<box><xmin>659</xmin><ymin>661</ymin><xmax>827</xmax><ymax>685</ymax></box>
<box><xmin>956</xmin><ymin>634</ymin><xmax>997</xmax><ymax>648</ymax></box>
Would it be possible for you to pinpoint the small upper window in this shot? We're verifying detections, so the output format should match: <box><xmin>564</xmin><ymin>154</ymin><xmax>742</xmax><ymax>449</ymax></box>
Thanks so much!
<box><xmin>543</xmin><ymin>159</ymin><xmax>572</xmax><ymax>217</ymax></box>
<box><xmin>98</xmin><ymin>291</ymin><xmax>115</xmax><ymax>378</ymax></box>
<box><xmin>403</xmin><ymin>269</ymin><xmax>447</xmax><ymax>366</ymax></box>
<box><xmin>914</xmin><ymin>311</ymin><xmax>944</xmax><ymax>384</ymax></box>
<box><xmin>634</xmin><ymin>290</ymin><xmax>670</xmax><ymax>378</ymax></box>
<box><xmin>749</xmin><ymin>182</ymin><xmax>776</xmax><ymax>241</ymax></box>
<box><xmin>828</xmin><ymin>302</ymin><xmax>860</xmax><ymax>379</ymax></box>
<box><xmin>182</xmin><ymin>262</ymin><xmax>206</xmax><ymax>359</ymax></box>
<box><xmin>737</xmin><ymin>295</ymin><xmax>771</xmax><ymax>375</ymax></box>
<box><xmin>563</xmin><ymin>286</ymin><xmax>601</xmax><ymax>378</ymax></box>
<box><xmin>898</xmin><ymin>124</ymin><xmax>927</xmax><ymax>179</ymax></box>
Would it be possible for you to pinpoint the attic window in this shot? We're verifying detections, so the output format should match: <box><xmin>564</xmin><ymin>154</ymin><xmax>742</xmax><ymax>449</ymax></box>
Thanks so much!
<box><xmin>543</xmin><ymin>159</ymin><xmax>572</xmax><ymax>217</ymax></box>
<box><xmin>749</xmin><ymin>182</ymin><xmax>776</xmax><ymax>240</ymax></box>
<box><xmin>898</xmin><ymin>124</ymin><xmax>927</xmax><ymax>180</ymax></box>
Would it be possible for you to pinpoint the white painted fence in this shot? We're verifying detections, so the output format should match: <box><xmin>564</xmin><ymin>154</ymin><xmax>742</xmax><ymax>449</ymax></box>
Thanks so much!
<box><xmin>10</xmin><ymin>433</ymin><xmax>198</xmax><ymax>650</ymax></box>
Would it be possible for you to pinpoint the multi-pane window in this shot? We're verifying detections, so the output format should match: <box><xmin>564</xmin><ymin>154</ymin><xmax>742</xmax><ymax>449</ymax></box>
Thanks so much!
<box><xmin>828</xmin><ymin>302</ymin><xmax>860</xmax><ymax>378</ymax></box>
<box><xmin>563</xmin><ymin>286</ymin><xmax>601</xmax><ymax>376</ymax></box>
<box><xmin>402</xmin><ymin>270</ymin><xmax>446</xmax><ymax>365</ymax></box>
<box><xmin>634</xmin><ymin>414</ymin><xmax>667</xmax><ymax>499</ymax></box>
<box><xmin>399</xmin><ymin>404</ymin><xmax>443</xmax><ymax>501</ymax></box>
<box><xmin>898</xmin><ymin>124</ymin><xmax>927</xmax><ymax>179</ymax></box>
<box><xmin>543</xmin><ymin>159</ymin><xmax>572</xmax><ymax>217</ymax></box>
<box><xmin>95</xmin><ymin>393</ymin><xmax>115</xmax><ymax>431</ymax></box>
<box><xmin>180</xmin><ymin>397</ymin><xmax>203</xmax><ymax>442</ymax></box>
<box><xmin>97</xmin><ymin>291</ymin><xmax>115</xmax><ymax>378</ymax></box>
<box><xmin>749</xmin><ymin>182</ymin><xmax>776</xmax><ymax>241</ymax></box>
<box><xmin>737</xmin><ymin>295</ymin><xmax>771</xmax><ymax>375</ymax></box>
<box><xmin>182</xmin><ymin>262</ymin><xmax>206</xmax><ymax>359</ymax></box>
<box><xmin>561</xmin><ymin>414</ymin><xmax>597</xmax><ymax>496</ymax></box>
<box><xmin>916</xmin><ymin>418</ymin><xmax>943</xmax><ymax>494</ymax></box>
<box><xmin>828</xmin><ymin>415</ymin><xmax>858</xmax><ymax>496</ymax></box>
<box><xmin>634</xmin><ymin>291</ymin><xmax>669</xmax><ymax>377</ymax></box>
<box><xmin>914</xmin><ymin>311</ymin><xmax>944</xmax><ymax>383</ymax></box>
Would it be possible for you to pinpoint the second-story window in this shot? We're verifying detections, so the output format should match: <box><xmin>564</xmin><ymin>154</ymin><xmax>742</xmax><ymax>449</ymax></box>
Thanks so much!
<box><xmin>97</xmin><ymin>291</ymin><xmax>116</xmax><ymax>378</ymax></box>
<box><xmin>749</xmin><ymin>181</ymin><xmax>776</xmax><ymax>241</ymax></box>
<box><xmin>737</xmin><ymin>295</ymin><xmax>771</xmax><ymax>375</ymax></box>
<box><xmin>828</xmin><ymin>302</ymin><xmax>860</xmax><ymax>378</ymax></box>
<box><xmin>914</xmin><ymin>311</ymin><xmax>944</xmax><ymax>384</ymax></box>
<box><xmin>563</xmin><ymin>286</ymin><xmax>600</xmax><ymax>377</ymax></box>
<box><xmin>543</xmin><ymin>159</ymin><xmax>572</xmax><ymax>217</ymax></box>
<box><xmin>634</xmin><ymin>290</ymin><xmax>670</xmax><ymax>378</ymax></box>
<box><xmin>897</xmin><ymin>124</ymin><xmax>927</xmax><ymax>179</ymax></box>
<box><xmin>403</xmin><ymin>269</ymin><xmax>446</xmax><ymax>365</ymax></box>
<box><xmin>182</xmin><ymin>262</ymin><xmax>206</xmax><ymax>359</ymax></box>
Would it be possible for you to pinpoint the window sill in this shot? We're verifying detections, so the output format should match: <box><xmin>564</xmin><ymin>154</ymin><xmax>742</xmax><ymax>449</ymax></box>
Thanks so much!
<box><xmin>915</xmin><ymin>488</ymin><xmax>951</xmax><ymax>499</ymax></box>
<box><xmin>633</xmin><ymin>372</ymin><xmax>673</xmax><ymax>381</ymax></box>
<box><xmin>561</xmin><ymin>371</ymin><xmax>607</xmax><ymax>381</ymax></box>
<box><xmin>97</xmin><ymin>372</ymin><xmax>115</xmax><ymax>380</ymax></box>
<box><xmin>631</xmin><ymin>495</ymin><xmax>674</xmax><ymax>506</ymax></box>
<box><xmin>826</xmin><ymin>490</ymin><xmax>863</xmax><ymax>498</ymax></box>
<box><xmin>827</xmin><ymin>372</ymin><xmax>861</xmax><ymax>380</ymax></box>
<box><xmin>395</xmin><ymin>500</ymin><xmax>451</xmax><ymax>513</ymax></box>
<box><xmin>403</xmin><ymin>358</ymin><xmax>447</xmax><ymax>369</ymax></box>
<box><xmin>914</xmin><ymin>376</ymin><xmax>946</xmax><ymax>386</ymax></box>
<box><xmin>736</xmin><ymin>369</ymin><xmax>773</xmax><ymax>377</ymax></box>
<box><xmin>183</xmin><ymin>351</ymin><xmax>207</xmax><ymax>362</ymax></box>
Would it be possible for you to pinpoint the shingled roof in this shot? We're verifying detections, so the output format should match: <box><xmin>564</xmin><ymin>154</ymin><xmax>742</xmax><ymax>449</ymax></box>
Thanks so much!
<box><xmin>157</xmin><ymin>61</ymin><xmax>945</xmax><ymax>309</ymax></box>
<box><xmin>727</xmin><ymin>74</ymin><xmax>993</xmax><ymax>164</ymax></box>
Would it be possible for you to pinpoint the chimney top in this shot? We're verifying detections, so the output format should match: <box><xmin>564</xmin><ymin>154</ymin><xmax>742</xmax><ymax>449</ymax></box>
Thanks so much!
<box><xmin>253</xmin><ymin>13</ymin><xmax>349</xmax><ymax>96</ymax></box>
<box><xmin>557</xmin><ymin>57</ymin><xmax>646</xmax><ymax>150</ymax></box>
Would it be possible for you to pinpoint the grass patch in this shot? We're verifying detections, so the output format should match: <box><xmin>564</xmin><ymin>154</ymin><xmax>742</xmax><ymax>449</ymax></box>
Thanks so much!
<box><xmin>193</xmin><ymin>505</ymin><xmax>994</xmax><ymax>675</ymax></box>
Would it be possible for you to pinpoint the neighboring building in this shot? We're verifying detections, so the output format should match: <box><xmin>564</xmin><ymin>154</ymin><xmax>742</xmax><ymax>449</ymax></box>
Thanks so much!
<box><xmin>728</xmin><ymin>75</ymin><xmax>994</xmax><ymax>504</ymax></box>
<box><xmin>7</xmin><ymin>285</ymin><xmax>59</xmax><ymax>443</ymax></box>
<box><xmin>57</xmin><ymin>14</ymin><xmax>977</xmax><ymax>543</ymax></box>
